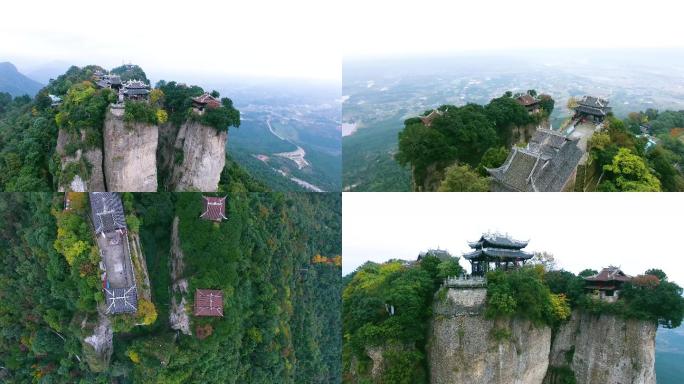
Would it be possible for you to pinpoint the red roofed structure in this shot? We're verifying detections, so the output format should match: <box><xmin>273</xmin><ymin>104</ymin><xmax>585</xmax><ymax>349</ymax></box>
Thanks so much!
<box><xmin>200</xmin><ymin>196</ymin><xmax>227</xmax><ymax>221</ymax></box>
<box><xmin>584</xmin><ymin>266</ymin><xmax>632</xmax><ymax>302</ymax></box>
<box><xmin>192</xmin><ymin>93</ymin><xmax>221</xmax><ymax>112</ymax></box>
<box><xmin>194</xmin><ymin>289</ymin><xmax>223</xmax><ymax>317</ymax></box>
<box><xmin>515</xmin><ymin>94</ymin><xmax>540</xmax><ymax>113</ymax></box>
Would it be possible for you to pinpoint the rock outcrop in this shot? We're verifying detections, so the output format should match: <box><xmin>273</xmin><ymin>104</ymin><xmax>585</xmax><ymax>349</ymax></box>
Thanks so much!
<box><xmin>429</xmin><ymin>288</ymin><xmax>551</xmax><ymax>384</ymax></box>
<box><xmin>547</xmin><ymin>310</ymin><xmax>656</xmax><ymax>384</ymax></box>
<box><xmin>169</xmin><ymin>216</ymin><xmax>191</xmax><ymax>335</ymax></box>
<box><xmin>103</xmin><ymin>107</ymin><xmax>158</xmax><ymax>191</ymax></box>
<box><xmin>56</xmin><ymin>129</ymin><xmax>105</xmax><ymax>191</ymax></box>
<box><xmin>82</xmin><ymin>309</ymin><xmax>113</xmax><ymax>372</ymax></box>
<box><xmin>169</xmin><ymin>120</ymin><xmax>226</xmax><ymax>191</ymax></box>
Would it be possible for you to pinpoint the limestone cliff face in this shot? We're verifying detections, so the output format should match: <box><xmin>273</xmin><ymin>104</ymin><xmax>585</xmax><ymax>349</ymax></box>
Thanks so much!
<box><xmin>428</xmin><ymin>288</ymin><xmax>657</xmax><ymax>384</ymax></box>
<box><xmin>103</xmin><ymin>108</ymin><xmax>158</xmax><ymax>191</ymax></box>
<box><xmin>169</xmin><ymin>120</ymin><xmax>226</xmax><ymax>191</ymax></box>
<box><xmin>428</xmin><ymin>288</ymin><xmax>551</xmax><ymax>384</ymax></box>
<box><xmin>547</xmin><ymin>310</ymin><xmax>656</xmax><ymax>384</ymax></box>
<box><xmin>56</xmin><ymin>128</ymin><xmax>105</xmax><ymax>191</ymax></box>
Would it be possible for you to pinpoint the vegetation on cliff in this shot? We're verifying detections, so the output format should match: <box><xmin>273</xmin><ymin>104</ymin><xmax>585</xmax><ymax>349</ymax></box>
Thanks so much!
<box><xmin>0</xmin><ymin>192</ymin><xmax>341</xmax><ymax>383</ymax></box>
<box><xmin>587</xmin><ymin>113</ymin><xmax>684</xmax><ymax>191</ymax></box>
<box><xmin>396</xmin><ymin>91</ymin><xmax>552</xmax><ymax>191</ymax></box>
<box><xmin>342</xmin><ymin>254</ymin><xmax>463</xmax><ymax>384</ymax></box>
<box><xmin>0</xmin><ymin>65</ymin><xmax>260</xmax><ymax>191</ymax></box>
<box><xmin>343</xmin><ymin>256</ymin><xmax>684</xmax><ymax>383</ymax></box>
<box><xmin>157</xmin><ymin>81</ymin><xmax>240</xmax><ymax>132</ymax></box>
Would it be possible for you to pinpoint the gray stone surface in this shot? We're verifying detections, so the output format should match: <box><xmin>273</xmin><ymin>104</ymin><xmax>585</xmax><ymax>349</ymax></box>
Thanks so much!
<box><xmin>103</xmin><ymin>108</ymin><xmax>158</xmax><ymax>192</ymax></box>
<box><xmin>429</xmin><ymin>288</ymin><xmax>551</xmax><ymax>384</ymax></box>
<box><xmin>170</xmin><ymin>121</ymin><xmax>226</xmax><ymax>192</ymax></box>
<box><xmin>549</xmin><ymin>310</ymin><xmax>656</xmax><ymax>384</ymax></box>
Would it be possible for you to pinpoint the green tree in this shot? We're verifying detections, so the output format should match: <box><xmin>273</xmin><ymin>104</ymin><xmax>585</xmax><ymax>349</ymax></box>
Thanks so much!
<box><xmin>396</xmin><ymin>123</ymin><xmax>456</xmax><ymax>189</ymax></box>
<box><xmin>601</xmin><ymin>148</ymin><xmax>661</xmax><ymax>191</ymax></box>
<box><xmin>438</xmin><ymin>164</ymin><xmax>489</xmax><ymax>192</ymax></box>
<box><xmin>477</xmin><ymin>146</ymin><xmax>510</xmax><ymax>176</ymax></box>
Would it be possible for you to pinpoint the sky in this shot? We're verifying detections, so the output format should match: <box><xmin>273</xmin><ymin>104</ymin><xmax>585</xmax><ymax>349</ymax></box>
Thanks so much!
<box><xmin>343</xmin><ymin>193</ymin><xmax>684</xmax><ymax>287</ymax></box>
<box><xmin>0</xmin><ymin>0</ymin><xmax>340</xmax><ymax>82</ymax></box>
<box><xmin>342</xmin><ymin>0</ymin><xmax>684</xmax><ymax>59</ymax></box>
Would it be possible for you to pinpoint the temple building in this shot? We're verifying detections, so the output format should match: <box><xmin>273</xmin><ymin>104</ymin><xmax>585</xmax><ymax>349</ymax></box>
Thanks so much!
<box><xmin>194</xmin><ymin>289</ymin><xmax>224</xmax><ymax>317</ymax></box>
<box><xmin>89</xmin><ymin>192</ymin><xmax>138</xmax><ymax>315</ymax></box>
<box><xmin>122</xmin><ymin>80</ymin><xmax>150</xmax><ymax>101</ymax></box>
<box><xmin>419</xmin><ymin>109</ymin><xmax>443</xmax><ymax>127</ymax></box>
<box><xmin>573</xmin><ymin>96</ymin><xmax>611</xmax><ymax>123</ymax></box>
<box><xmin>200</xmin><ymin>196</ymin><xmax>228</xmax><ymax>221</ymax></box>
<box><xmin>487</xmin><ymin>128</ymin><xmax>583</xmax><ymax>192</ymax></box>
<box><xmin>192</xmin><ymin>93</ymin><xmax>221</xmax><ymax>114</ymax></box>
<box><xmin>464</xmin><ymin>233</ymin><xmax>533</xmax><ymax>276</ymax></box>
<box><xmin>516</xmin><ymin>94</ymin><xmax>540</xmax><ymax>114</ymax></box>
<box><xmin>96</xmin><ymin>74</ymin><xmax>122</xmax><ymax>91</ymax></box>
<box><xmin>90</xmin><ymin>192</ymin><xmax>127</xmax><ymax>237</ymax></box>
<box><xmin>584</xmin><ymin>266</ymin><xmax>632</xmax><ymax>302</ymax></box>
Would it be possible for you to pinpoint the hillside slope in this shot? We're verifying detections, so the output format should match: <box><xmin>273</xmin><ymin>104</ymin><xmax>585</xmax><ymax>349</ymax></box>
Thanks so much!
<box><xmin>0</xmin><ymin>62</ymin><xmax>42</xmax><ymax>97</ymax></box>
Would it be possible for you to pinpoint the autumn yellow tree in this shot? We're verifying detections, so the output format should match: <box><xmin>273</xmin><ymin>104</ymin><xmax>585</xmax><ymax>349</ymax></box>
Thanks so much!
<box><xmin>136</xmin><ymin>299</ymin><xmax>158</xmax><ymax>326</ymax></box>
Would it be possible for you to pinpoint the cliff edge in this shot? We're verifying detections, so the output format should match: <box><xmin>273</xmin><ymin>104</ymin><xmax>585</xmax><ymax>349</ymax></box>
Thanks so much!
<box><xmin>546</xmin><ymin>310</ymin><xmax>656</xmax><ymax>384</ymax></box>
<box><xmin>429</xmin><ymin>287</ymin><xmax>551</xmax><ymax>384</ymax></box>
<box><xmin>169</xmin><ymin>120</ymin><xmax>226</xmax><ymax>191</ymax></box>
<box><xmin>103</xmin><ymin>107</ymin><xmax>158</xmax><ymax>191</ymax></box>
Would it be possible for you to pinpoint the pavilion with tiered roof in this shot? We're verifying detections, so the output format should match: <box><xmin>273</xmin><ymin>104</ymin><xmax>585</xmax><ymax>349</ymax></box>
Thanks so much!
<box><xmin>464</xmin><ymin>233</ymin><xmax>533</xmax><ymax>276</ymax></box>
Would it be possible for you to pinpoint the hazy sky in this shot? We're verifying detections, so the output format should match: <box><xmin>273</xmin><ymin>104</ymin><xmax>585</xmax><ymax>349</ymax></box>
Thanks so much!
<box><xmin>1</xmin><ymin>0</ymin><xmax>340</xmax><ymax>81</ymax></box>
<box><xmin>343</xmin><ymin>193</ymin><xmax>684</xmax><ymax>287</ymax></box>
<box><xmin>342</xmin><ymin>0</ymin><xmax>684</xmax><ymax>58</ymax></box>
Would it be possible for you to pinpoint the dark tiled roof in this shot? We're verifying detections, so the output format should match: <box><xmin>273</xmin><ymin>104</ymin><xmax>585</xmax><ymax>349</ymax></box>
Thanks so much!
<box><xmin>468</xmin><ymin>233</ymin><xmax>529</xmax><ymax>249</ymax></box>
<box><xmin>585</xmin><ymin>267</ymin><xmax>632</xmax><ymax>282</ymax></box>
<box><xmin>105</xmin><ymin>286</ymin><xmax>138</xmax><ymax>314</ymax></box>
<box><xmin>194</xmin><ymin>289</ymin><xmax>223</xmax><ymax>317</ymax></box>
<box><xmin>124</xmin><ymin>88</ymin><xmax>150</xmax><ymax>96</ymax></box>
<box><xmin>463</xmin><ymin>248</ymin><xmax>533</xmax><ymax>260</ymax></box>
<box><xmin>575</xmin><ymin>96</ymin><xmax>611</xmax><ymax>116</ymax></box>
<box><xmin>123</xmin><ymin>80</ymin><xmax>149</xmax><ymax>89</ymax></box>
<box><xmin>200</xmin><ymin>196</ymin><xmax>227</xmax><ymax>221</ymax></box>
<box><xmin>90</xmin><ymin>193</ymin><xmax>126</xmax><ymax>234</ymax></box>
<box><xmin>488</xmin><ymin>129</ymin><xmax>583</xmax><ymax>192</ymax></box>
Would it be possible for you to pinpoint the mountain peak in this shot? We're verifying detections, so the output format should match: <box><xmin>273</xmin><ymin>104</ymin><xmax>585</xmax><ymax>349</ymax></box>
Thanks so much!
<box><xmin>0</xmin><ymin>61</ymin><xmax>43</xmax><ymax>97</ymax></box>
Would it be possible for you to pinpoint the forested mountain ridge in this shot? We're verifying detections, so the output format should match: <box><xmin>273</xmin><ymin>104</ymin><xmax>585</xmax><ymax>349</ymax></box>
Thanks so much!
<box><xmin>0</xmin><ymin>62</ymin><xmax>43</xmax><ymax>97</ymax></box>
<box><xmin>343</xmin><ymin>258</ymin><xmax>684</xmax><ymax>383</ymax></box>
<box><xmin>0</xmin><ymin>192</ymin><xmax>341</xmax><ymax>383</ymax></box>
<box><xmin>0</xmin><ymin>64</ymin><xmax>260</xmax><ymax>192</ymax></box>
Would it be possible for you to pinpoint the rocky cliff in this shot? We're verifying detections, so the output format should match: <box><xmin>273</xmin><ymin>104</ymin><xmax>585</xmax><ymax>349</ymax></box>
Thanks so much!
<box><xmin>103</xmin><ymin>107</ymin><xmax>158</xmax><ymax>191</ymax></box>
<box><xmin>56</xmin><ymin>129</ymin><xmax>105</xmax><ymax>191</ymax></box>
<box><xmin>428</xmin><ymin>288</ymin><xmax>657</xmax><ymax>384</ymax></box>
<box><xmin>547</xmin><ymin>310</ymin><xmax>656</xmax><ymax>384</ymax></box>
<box><xmin>429</xmin><ymin>288</ymin><xmax>551</xmax><ymax>384</ymax></box>
<box><xmin>169</xmin><ymin>120</ymin><xmax>226</xmax><ymax>191</ymax></box>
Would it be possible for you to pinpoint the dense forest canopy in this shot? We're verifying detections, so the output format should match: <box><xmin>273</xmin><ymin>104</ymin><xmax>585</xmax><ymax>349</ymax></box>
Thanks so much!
<box><xmin>0</xmin><ymin>192</ymin><xmax>341</xmax><ymax>383</ymax></box>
